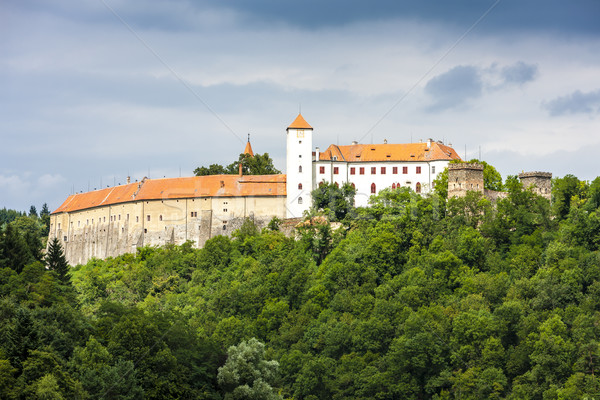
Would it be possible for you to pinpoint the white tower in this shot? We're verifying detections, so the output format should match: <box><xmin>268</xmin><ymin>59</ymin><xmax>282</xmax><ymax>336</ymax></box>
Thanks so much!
<box><xmin>286</xmin><ymin>114</ymin><xmax>313</xmax><ymax>218</ymax></box>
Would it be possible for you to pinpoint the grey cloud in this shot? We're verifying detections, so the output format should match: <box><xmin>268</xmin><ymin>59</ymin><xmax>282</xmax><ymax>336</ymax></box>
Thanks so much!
<box><xmin>543</xmin><ymin>89</ymin><xmax>600</xmax><ymax>116</ymax></box>
<box><xmin>501</xmin><ymin>62</ymin><xmax>538</xmax><ymax>86</ymax></box>
<box><xmin>424</xmin><ymin>65</ymin><xmax>482</xmax><ymax>112</ymax></box>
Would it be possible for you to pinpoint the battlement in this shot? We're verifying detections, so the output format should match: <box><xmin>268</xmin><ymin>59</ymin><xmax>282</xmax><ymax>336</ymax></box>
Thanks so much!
<box><xmin>448</xmin><ymin>163</ymin><xmax>484</xmax><ymax>171</ymax></box>
<box><xmin>518</xmin><ymin>171</ymin><xmax>552</xmax><ymax>179</ymax></box>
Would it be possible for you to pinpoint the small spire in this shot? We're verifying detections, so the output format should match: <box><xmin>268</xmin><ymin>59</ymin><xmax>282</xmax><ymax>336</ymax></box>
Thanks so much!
<box><xmin>244</xmin><ymin>137</ymin><xmax>254</xmax><ymax>156</ymax></box>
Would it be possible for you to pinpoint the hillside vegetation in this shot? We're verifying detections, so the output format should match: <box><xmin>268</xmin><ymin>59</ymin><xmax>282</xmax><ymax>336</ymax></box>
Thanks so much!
<box><xmin>1</xmin><ymin>174</ymin><xmax>600</xmax><ymax>399</ymax></box>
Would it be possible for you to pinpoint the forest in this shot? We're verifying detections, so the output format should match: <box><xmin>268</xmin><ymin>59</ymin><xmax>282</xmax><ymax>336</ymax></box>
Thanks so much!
<box><xmin>1</xmin><ymin>172</ymin><xmax>600</xmax><ymax>399</ymax></box>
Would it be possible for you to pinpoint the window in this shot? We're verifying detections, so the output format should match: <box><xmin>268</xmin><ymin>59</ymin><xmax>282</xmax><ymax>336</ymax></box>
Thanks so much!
<box><xmin>402</xmin><ymin>166</ymin><xmax>408</xmax><ymax>174</ymax></box>
<box><xmin>223</xmin><ymin>209</ymin><xmax>228</xmax><ymax>212</ymax></box>
<box><xmin>58</xmin><ymin>223</ymin><xmax>61</xmax><ymax>229</ymax></box>
<box><xmin>159</xmin><ymin>215</ymin><xmax>163</xmax><ymax>221</ymax></box>
<box><xmin>223</xmin><ymin>225</ymin><xmax>227</xmax><ymax>230</ymax></box>
<box><xmin>299</xmin><ymin>166</ymin><xmax>302</xmax><ymax>173</ymax></box>
<box><xmin>392</xmin><ymin>183</ymin><xmax>396</xmax><ymax>189</ymax></box>
<box><xmin>147</xmin><ymin>215</ymin><xmax>150</xmax><ymax>221</ymax></box>
<box><xmin>416</xmin><ymin>182</ymin><xmax>421</xmax><ymax>193</ymax></box>
<box><xmin>118</xmin><ymin>215</ymin><xmax>121</xmax><ymax>220</ymax></box>
<box><xmin>127</xmin><ymin>214</ymin><xmax>129</xmax><ymax>220</ymax></box>
<box><xmin>381</xmin><ymin>167</ymin><xmax>386</xmax><ymax>174</ymax></box>
<box><xmin>371</xmin><ymin>167</ymin><xmax>376</xmax><ymax>175</ymax></box>
<box><xmin>350</xmin><ymin>167</ymin><xmax>355</xmax><ymax>175</ymax></box>
<box><xmin>360</xmin><ymin>167</ymin><xmax>365</xmax><ymax>175</ymax></box>
<box><xmin>299</xmin><ymin>154</ymin><xmax>302</xmax><ymax>158</ymax></box>
<box><xmin>333</xmin><ymin>167</ymin><xmax>339</xmax><ymax>175</ymax></box>
<box><xmin>298</xmin><ymin>197</ymin><xmax>303</xmax><ymax>204</ymax></box>
<box><xmin>144</xmin><ymin>228</ymin><xmax>147</xmax><ymax>233</ymax></box>
<box><xmin>298</xmin><ymin>183</ymin><xmax>303</xmax><ymax>189</ymax></box>
<box><xmin>86</xmin><ymin>219</ymin><xmax>89</xmax><ymax>225</ymax></box>
<box><xmin>320</xmin><ymin>166</ymin><xmax>325</xmax><ymax>174</ymax></box>
<box><xmin>432</xmin><ymin>166</ymin><xmax>436</xmax><ymax>174</ymax></box>
<box><xmin>136</xmin><ymin>216</ymin><xmax>139</xmax><ymax>223</ymax></box>
<box><xmin>416</xmin><ymin>166</ymin><xmax>422</xmax><ymax>174</ymax></box>
<box><xmin>393</xmin><ymin>167</ymin><xmax>398</xmax><ymax>174</ymax></box>
<box><xmin>371</xmin><ymin>183</ymin><xmax>376</xmax><ymax>193</ymax></box>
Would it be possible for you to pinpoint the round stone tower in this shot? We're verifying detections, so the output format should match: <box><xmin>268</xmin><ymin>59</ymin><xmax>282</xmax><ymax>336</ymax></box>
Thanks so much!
<box><xmin>518</xmin><ymin>171</ymin><xmax>552</xmax><ymax>201</ymax></box>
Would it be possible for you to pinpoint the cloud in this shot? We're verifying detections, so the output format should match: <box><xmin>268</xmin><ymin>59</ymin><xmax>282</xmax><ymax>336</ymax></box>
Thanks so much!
<box><xmin>543</xmin><ymin>89</ymin><xmax>600</xmax><ymax>116</ymax></box>
<box><xmin>500</xmin><ymin>61</ymin><xmax>538</xmax><ymax>86</ymax></box>
<box><xmin>424</xmin><ymin>65</ymin><xmax>482</xmax><ymax>111</ymax></box>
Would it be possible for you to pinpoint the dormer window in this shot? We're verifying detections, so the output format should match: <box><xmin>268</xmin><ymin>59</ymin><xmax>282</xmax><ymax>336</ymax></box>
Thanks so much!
<box><xmin>332</xmin><ymin>156</ymin><xmax>338</xmax><ymax>161</ymax></box>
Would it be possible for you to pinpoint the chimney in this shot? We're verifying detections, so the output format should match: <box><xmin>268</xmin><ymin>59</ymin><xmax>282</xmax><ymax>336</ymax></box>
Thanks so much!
<box><xmin>427</xmin><ymin>138</ymin><xmax>433</xmax><ymax>149</ymax></box>
<box><xmin>126</xmin><ymin>176</ymin><xmax>131</xmax><ymax>184</ymax></box>
<box><xmin>351</xmin><ymin>140</ymin><xmax>358</xmax><ymax>145</ymax></box>
<box><xmin>384</xmin><ymin>139</ymin><xmax>388</xmax><ymax>144</ymax></box>
<box><xmin>239</xmin><ymin>163</ymin><xmax>243</xmax><ymax>177</ymax></box>
<box><xmin>315</xmin><ymin>147</ymin><xmax>320</xmax><ymax>162</ymax></box>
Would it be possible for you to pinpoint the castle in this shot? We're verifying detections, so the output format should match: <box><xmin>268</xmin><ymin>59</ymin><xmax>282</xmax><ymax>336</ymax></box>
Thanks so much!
<box><xmin>50</xmin><ymin>114</ymin><xmax>548</xmax><ymax>265</ymax></box>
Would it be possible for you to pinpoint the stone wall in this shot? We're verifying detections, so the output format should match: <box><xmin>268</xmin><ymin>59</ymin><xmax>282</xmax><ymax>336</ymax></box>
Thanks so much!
<box><xmin>518</xmin><ymin>171</ymin><xmax>552</xmax><ymax>201</ymax></box>
<box><xmin>447</xmin><ymin>163</ymin><xmax>484</xmax><ymax>198</ymax></box>
<box><xmin>50</xmin><ymin>195</ymin><xmax>287</xmax><ymax>265</ymax></box>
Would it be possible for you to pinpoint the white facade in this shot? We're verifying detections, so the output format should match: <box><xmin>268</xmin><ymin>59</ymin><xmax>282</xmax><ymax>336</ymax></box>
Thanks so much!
<box><xmin>284</xmin><ymin>114</ymin><xmax>460</xmax><ymax>215</ymax></box>
<box><xmin>313</xmin><ymin>159</ymin><xmax>450</xmax><ymax>207</ymax></box>
<box><xmin>286</xmin><ymin>120</ymin><xmax>314</xmax><ymax>218</ymax></box>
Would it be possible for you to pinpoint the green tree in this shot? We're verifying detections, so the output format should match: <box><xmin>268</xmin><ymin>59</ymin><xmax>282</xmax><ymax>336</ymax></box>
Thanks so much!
<box><xmin>29</xmin><ymin>206</ymin><xmax>38</xmax><ymax>218</ymax></box>
<box><xmin>552</xmin><ymin>174</ymin><xmax>585</xmax><ymax>220</ymax></box>
<box><xmin>311</xmin><ymin>182</ymin><xmax>356</xmax><ymax>221</ymax></box>
<box><xmin>40</xmin><ymin>204</ymin><xmax>51</xmax><ymax>237</ymax></box>
<box><xmin>0</xmin><ymin>224</ymin><xmax>33</xmax><ymax>273</ymax></box>
<box><xmin>217</xmin><ymin>338</ymin><xmax>282</xmax><ymax>400</ymax></box>
<box><xmin>194</xmin><ymin>153</ymin><xmax>280</xmax><ymax>176</ymax></box>
<box><xmin>45</xmin><ymin>238</ymin><xmax>70</xmax><ymax>285</ymax></box>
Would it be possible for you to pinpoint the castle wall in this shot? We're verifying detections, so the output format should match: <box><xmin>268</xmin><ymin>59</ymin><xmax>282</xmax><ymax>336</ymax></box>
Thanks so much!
<box><xmin>50</xmin><ymin>195</ymin><xmax>286</xmax><ymax>265</ymax></box>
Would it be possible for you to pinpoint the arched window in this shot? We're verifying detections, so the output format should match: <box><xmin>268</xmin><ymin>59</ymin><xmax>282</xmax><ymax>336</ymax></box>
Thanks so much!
<box><xmin>299</xmin><ymin>166</ymin><xmax>302</xmax><ymax>173</ymax></box>
<box><xmin>159</xmin><ymin>215</ymin><xmax>163</xmax><ymax>221</ymax></box>
<box><xmin>392</xmin><ymin>183</ymin><xmax>396</xmax><ymax>189</ymax></box>
<box><xmin>298</xmin><ymin>197</ymin><xmax>303</xmax><ymax>204</ymax></box>
<box><xmin>371</xmin><ymin>183</ymin><xmax>376</xmax><ymax>194</ymax></box>
<box><xmin>298</xmin><ymin>183</ymin><xmax>303</xmax><ymax>189</ymax></box>
<box><xmin>416</xmin><ymin>182</ymin><xmax>421</xmax><ymax>193</ymax></box>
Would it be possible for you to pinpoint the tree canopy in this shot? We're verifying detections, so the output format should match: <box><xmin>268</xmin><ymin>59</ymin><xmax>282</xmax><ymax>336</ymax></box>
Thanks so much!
<box><xmin>4</xmin><ymin>173</ymin><xmax>600</xmax><ymax>398</ymax></box>
<box><xmin>195</xmin><ymin>153</ymin><xmax>280</xmax><ymax>176</ymax></box>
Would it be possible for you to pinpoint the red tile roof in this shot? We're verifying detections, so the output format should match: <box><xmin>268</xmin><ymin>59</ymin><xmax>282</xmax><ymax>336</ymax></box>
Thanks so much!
<box><xmin>318</xmin><ymin>141</ymin><xmax>461</xmax><ymax>162</ymax></box>
<box><xmin>288</xmin><ymin>114</ymin><xmax>313</xmax><ymax>130</ymax></box>
<box><xmin>52</xmin><ymin>174</ymin><xmax>287</xmax><ymax>214</ymax></box>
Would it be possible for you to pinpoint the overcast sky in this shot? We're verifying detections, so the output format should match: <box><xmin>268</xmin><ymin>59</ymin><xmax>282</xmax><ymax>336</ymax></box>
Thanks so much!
<box><xmin>2</xmin><ymin>0</ymin><xmax>600</xmax><ymax>212</ymax></box>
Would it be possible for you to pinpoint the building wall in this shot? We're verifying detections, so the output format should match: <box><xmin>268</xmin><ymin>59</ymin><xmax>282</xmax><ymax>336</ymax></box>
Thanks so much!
<box><xmin>313</xmin><ymin>159</ymin><xmax>449</xmax><ymax>207</ymax></box>
<box><xmin>50</xmin><ymin>195</ymin><xmax>286</xmax><ymax>265</ymax></box>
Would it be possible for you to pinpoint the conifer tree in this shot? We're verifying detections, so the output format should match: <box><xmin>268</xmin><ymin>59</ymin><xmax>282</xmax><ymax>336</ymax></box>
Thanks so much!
<box><xmin>45</xmin><ymin>237</ymin><xmax>70</xmax><ymax>284</ymax></box>
<box><xmin>0</xmin><ymin>224</ymin><xmax>32</xmax><ymax>273</ymax></box>
<box><xmin>40</xmin><ymin>203</ymin><xmax>50</xmax><ymax>237</ymax></box>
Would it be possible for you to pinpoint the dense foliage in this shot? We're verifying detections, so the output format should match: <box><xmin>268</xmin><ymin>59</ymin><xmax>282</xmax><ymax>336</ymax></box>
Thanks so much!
<box><xmin>3</xmin><ymin>175</ymin><xmax>600</xmax><ymax>398</ymax></box>
<box><xmin>194</xmin><ymin>153</ymin><xmax>281</xmax><ymax>176</ymax></box>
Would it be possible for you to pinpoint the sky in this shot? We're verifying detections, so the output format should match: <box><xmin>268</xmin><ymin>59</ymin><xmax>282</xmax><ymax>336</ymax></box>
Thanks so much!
<box><xmin>2</xmin><ymin>0</ymin><xmax>600</xmax><ymax>212</ymax></box>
